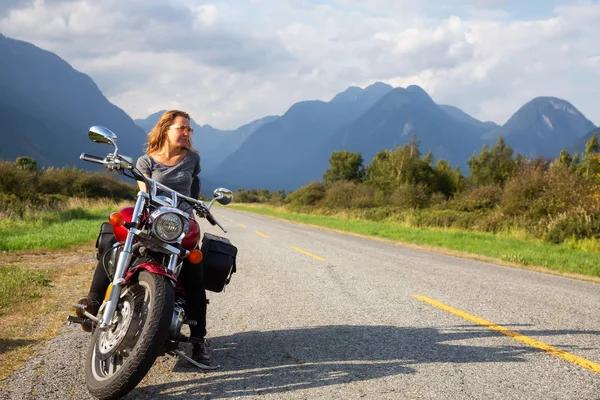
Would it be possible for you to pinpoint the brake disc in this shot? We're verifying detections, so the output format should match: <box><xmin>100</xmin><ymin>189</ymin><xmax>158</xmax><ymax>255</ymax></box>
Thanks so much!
<box><xmin>94</xmin><ymin>294</ymin><xmax>135</xmax><ymax>361</ymax></box>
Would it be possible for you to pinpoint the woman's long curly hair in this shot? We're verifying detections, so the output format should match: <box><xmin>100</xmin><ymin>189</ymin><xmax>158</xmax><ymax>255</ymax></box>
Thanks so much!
<box><xmin>144</xmin><ymin>110</ymin><xmax>197</xmax><ymax>154</ymax></box>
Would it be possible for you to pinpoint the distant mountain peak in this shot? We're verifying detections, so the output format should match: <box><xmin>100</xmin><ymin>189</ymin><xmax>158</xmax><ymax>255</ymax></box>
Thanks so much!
<box><xmin>406</xmin><ymin>84</ymin><xmax>436</xmax><ymax>104</ymax></box>
<box><xmin>406</xmin><ymin>84</ymin><xmax>427</xmax><ymax>94</ymax></box>
<box><xmin>510</xmin><ymin>96</ymin><xmax>590</xmax><ymax>125</ymax></box>
<box><xmin>331</xmin><ymin>81</ymin><xmax>393</xmax><ymax>103</ymax></box>
<box><xmin>330</xmin><ymin>86</ymin><xmax>364</xmax><ymax>103</ymax></box>
<box><xmin>534</xmin><ymin>97</ymin><xmax>579</xmax><ymax>116</ymax></box>
<box><xmin>378</xmin><ymin>85</ymin><xmax>437</xmax><ymax>110</ymax></box>
<box><xmin>482</xmin><ymin>95</ymin><xmax>596</xmax><ymax>158</ymax></box>
<box><xmin>365</xmin><ymin>81</ymin><xmax>394</xmax><ymax>91</ymax></box>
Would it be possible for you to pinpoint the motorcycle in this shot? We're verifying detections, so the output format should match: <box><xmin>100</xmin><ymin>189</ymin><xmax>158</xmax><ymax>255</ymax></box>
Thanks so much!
<box><xmin>68</xmin><ymin>126</ymin><xmax>237</xmax><ymax>400</ymax></box>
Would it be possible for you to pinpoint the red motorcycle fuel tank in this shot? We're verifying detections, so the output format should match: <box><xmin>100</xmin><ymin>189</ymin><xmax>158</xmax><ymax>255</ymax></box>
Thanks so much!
<box><xmin>182</xmin><ymin>218</ymin><xmax>200</xmax><ymax>250</ymax></box>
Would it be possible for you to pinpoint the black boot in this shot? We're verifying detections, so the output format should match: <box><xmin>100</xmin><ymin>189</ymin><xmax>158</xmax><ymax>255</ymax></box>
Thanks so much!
<box><xmin>74</xmin><ymin>296</ymin><xmax>100</xmax><ymax>332</ymax></box>
<box><xmin>191</xmin><ymin>339</ymin><xmax>211</xmax><ymax>365</ymax></box>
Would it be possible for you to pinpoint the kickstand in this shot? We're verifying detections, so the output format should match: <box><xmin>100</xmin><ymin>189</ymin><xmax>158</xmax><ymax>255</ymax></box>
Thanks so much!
<box><xmin>169</xmin><ymin>350</ymin><xmax>220</xmax><ymax>371</ymax></box>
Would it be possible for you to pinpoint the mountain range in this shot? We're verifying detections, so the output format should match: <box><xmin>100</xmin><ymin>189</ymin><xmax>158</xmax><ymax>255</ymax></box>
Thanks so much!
<box><xmin>201</xmin><ymin>85</ymin><xmax>596</xmax><ymax>191</ymax></box>
<box><xmin>0</xmin><ymin>33</ymin><xmax>146</xmax><ymax>170</ymax></box>
<box><xmin>0</xmin><ymin>34</ymin><xmax>597</xmax><ymax>193</ymax></box>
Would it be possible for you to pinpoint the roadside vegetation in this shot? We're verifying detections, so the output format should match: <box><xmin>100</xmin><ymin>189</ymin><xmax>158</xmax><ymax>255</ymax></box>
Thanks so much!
<box><xmin>0</xmin><ymin>200</ymin><xmax>120</xmax><ymax>252</ymax></box>
<box><xmin>232</xmin><ymin>134</ymin><xmax>600</xmax><ymax>279</ymax></box>
<box><xmin>0</xmin><ymin>158</ymin><xmax>132</xmax><ymax>312</ymax></box>
<box><xmin>0</xmin><ymin>158</ymin><xmax>134</xmax><ymax>380</ymax></box>
<box><xmin>0</xmin><ymin>156</ymin><xmax>135</xmax><ymax>219</ymax></box>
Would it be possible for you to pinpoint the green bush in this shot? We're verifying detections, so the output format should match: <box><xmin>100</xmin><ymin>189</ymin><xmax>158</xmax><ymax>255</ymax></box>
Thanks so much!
<box><xmin>233</xmin><ymin>189</ymin><xmax>287</xmax><ymax>205</ymax></box>
<box><xmin>500</xmin><ymin>163</ymin><xmax>600</xmax><ymax>240</ymax></box>
<box><xmin>234</xmin><ymin>190</ymin><xmax>261</xmax><ymax>203</ymax></box>
<box><xmin>322</xmin><ymin>181</ymin><xmax>377</xmax><ymax>209</ymax></box>
<box><xmin>15</xmin><ymin>156</ymin><xmax>38</xmax><ymax>172</ymax></box>
<box><xmin>0</xmin><ymin>193</ymin><xmax>23</xmax><ymax>217</ymax></box>
<box><xmin>285</xmin><ymin>181</ymin><xmax>327</xmax><ymax>207</ymax></box>
<box><xmin>72</xmin><ymin>173</ymin><xmax>136</xmax><ymax>200</ymax></box>
<box><xmin>322</xmin><ymin>181</ymin><xmax>354</xmax><ymax>209</ymax></box>
<box><xmin>448</xmin><ymin>185</ymin><xmax>503</xmax><ymax>212</ymax></box>
<box><xmin>38</xmin><ymin>167</ymin><xmax>82</xmax><ymax>196</ymax></box>
<box><xmin>545</xmin><ymin>211</ymin><xmax>600</xmax><ymax>244</ymax></box>
<box><xmin>409</xmin><ymin>209</ymin><xmax>487</xmax><ymax>230</ymax></box>
<box><xmin>501</xmin><ymin>163</ymin><xmax>547</xmax><ymax>218</ymax></box>
<box><xmin>429</xmin><ymin>192</ymin><xmax>447</xmax><ymax>207</ymax></box>
<box><xmin>0</xmin><ymin>161</ymin><xmax>39</xmax><ymax>199</ymax></box>
<box><xmin>389</xmin><ymin>184</ymin><xmax>430</xmax><ymax>209</ymax></box>
<box><xmin>350</xmin><ymin>184</ymin><xmax>377</xmax><ymax>208</ymax></box>
<box><xmin>541</xmin><ymin>165</ymin><xmax>597</xmax><ymax>217</ymax></box>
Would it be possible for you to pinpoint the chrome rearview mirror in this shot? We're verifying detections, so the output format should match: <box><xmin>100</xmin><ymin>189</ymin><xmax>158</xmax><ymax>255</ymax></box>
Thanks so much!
<box><xmin>214</xmin><ymin>187</ymin><xmax>233</xmax><ymax>205</ymax></box>
<box><xmin>89</xmin><ymin>126</ymin><xmax>119</xmax><ymax>153</ymax></box>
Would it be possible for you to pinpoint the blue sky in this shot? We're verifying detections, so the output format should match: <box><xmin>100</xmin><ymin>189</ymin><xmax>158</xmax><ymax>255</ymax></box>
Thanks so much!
<box><xmin>0</xmin><ymin>0</ymin><xmax>598</xmax><ymax>129</ymax></box>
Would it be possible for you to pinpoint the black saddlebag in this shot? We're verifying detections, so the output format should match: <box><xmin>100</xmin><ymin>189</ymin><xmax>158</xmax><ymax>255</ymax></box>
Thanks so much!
<box><xmin>95</xmin><ymin>222</ymin><xmax>116</xmax><ymax>260</ymax></box>
<box><xmin>200</xmin><ymin>233</ymin><xmax>237</xmax><ymax>293</ymax></box>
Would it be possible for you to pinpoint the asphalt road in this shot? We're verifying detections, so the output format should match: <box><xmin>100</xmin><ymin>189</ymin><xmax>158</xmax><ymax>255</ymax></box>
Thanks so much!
<box><xmin>3</xmin><ymin>207</ymin><xmax>600</xmax><ymax>399</ymax></box>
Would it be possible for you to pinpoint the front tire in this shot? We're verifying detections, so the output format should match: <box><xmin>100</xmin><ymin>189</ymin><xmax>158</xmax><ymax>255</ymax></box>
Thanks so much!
<box><xmin>85</xmin><ymin>270</ymin><xmax>174</xmax><ymax>400</ymax></box>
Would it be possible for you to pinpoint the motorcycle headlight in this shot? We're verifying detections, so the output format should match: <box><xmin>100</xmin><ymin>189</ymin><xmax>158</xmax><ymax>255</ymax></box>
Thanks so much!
<box><xmin>150</xmin><ymin>208</ymin><xmax>189</xmax><ymax>243</ymax></box>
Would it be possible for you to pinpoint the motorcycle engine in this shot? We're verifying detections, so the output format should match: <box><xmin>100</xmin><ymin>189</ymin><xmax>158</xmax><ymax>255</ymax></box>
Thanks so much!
<box><xmin>168</xmin><ymin>302</ymin><xmax>186</xmax><ymax>338</ymax></box>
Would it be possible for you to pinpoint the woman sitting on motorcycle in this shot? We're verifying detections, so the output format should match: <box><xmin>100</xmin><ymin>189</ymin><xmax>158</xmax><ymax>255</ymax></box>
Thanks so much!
<box><xmin>76</xmin><ymin>109</ymin><xmax>210</xmax><ymax>365</ymax></box>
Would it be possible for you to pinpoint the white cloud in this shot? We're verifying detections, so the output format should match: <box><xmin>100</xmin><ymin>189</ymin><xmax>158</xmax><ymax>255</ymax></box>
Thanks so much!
<box><xmin>194</xmin><ymin>4</ymin><xmax>219</xmax><ymax>27</ymax></box>
<box><xmin>587</xmin><ymin>55</ymin><xmax>600</xmax><ymax>69</ymax></box>
<box><xmin>0</xmin><ymin>0</ymin><xmax>599</xmax><ymax>129</ymax></box>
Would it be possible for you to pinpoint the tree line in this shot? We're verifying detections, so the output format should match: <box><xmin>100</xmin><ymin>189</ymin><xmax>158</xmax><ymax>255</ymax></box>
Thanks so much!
<box><xmin>235</xmin><ymin>134</ymin><xmax>600</xmax><ymax>244</ymax></box>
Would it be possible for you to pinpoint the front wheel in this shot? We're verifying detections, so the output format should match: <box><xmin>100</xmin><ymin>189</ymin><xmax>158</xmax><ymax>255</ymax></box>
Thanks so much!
<box><xmin>85</xmin><ymin>270</ymin><xmax>174</xmax><ymax>400</ymax></box>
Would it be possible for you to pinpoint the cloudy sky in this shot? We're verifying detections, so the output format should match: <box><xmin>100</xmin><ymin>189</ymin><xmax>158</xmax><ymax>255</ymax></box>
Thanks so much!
<box><xmin>1</xmin><ymin>0</ymin><xmax>599</xmax><ymax>129</ymax></box>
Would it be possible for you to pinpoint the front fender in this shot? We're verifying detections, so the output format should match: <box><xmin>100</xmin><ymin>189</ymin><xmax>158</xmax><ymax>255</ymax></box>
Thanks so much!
<box><xmin>125</xmin><ymin>262</ymin><xmax>178</xmax><ymax>285</ymax></box>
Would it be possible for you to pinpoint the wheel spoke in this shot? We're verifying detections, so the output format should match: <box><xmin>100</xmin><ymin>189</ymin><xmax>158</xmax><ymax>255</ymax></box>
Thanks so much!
<box><xmin>85</xmin><ymin>271</ymin><xmax>174</xmax><ymax>397</ymax></box>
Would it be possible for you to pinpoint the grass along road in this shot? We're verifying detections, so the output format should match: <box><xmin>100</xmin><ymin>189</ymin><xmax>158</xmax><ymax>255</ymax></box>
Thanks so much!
<box><xmin>0</xmin><ymin>205</ymin><xmax>118</xmax><ymax>252</ymax></box>
<box><xmin>0</xmin><ymin>243</ymin><xmax>97</xmax><ymax>384</ymax></box>
<box><xmin>0</xmin><ymin>201</ymin><xmax>117</xmax><ymax>383</ymax></box>
<box><xmin>228</xmin><ymin>204</ymin><xmax>600</xmax><ymax>281</ymax></box>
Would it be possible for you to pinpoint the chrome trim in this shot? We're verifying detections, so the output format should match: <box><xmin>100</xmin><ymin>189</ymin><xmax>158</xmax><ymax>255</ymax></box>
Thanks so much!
<box><xmin>210</xmin><ymin>187</ymin><xmax>233</xmax><ymax>207</ymax></box>
<box><xmin>149</xmin><ymin>207</ymin><xmax>190</xmax><ymax>243</ymax></box>
<box><xmin>100</xmin><ymin>194</ymin><xmax>146</xmax><ymax>330</ymax></box>
<box><xmin>148</xmin><ymin>179</ymin><xmax>210</xmax><ymax>210</ymax></box>
<box><xmin>129</xmin><ymin>228</ymin><xmax>182</xmax><ymax>255</ymax></box>
<box><xmin>167</xmin><ymin>254</ymin><xmax>179</xmax><ymax>274</ymax></box>
<box><xmin>88</xmin><ymin>126</ymin><xmax>119</xmax><ymax>154</ymax></box>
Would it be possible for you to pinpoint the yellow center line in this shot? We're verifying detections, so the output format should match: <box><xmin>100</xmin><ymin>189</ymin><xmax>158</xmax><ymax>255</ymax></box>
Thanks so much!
<box><xmin>290</xmin><ymin>246</ymin><xmax>326</xmax><ymax>261</ymax></box>
<box><xmin>255</xmin><ymin>231</ymin><xmax>270</xmax><ymax>238</ymax></box>
<box><xmin>414</xmin><ymin>295</ymin><xmax>600</xmax><ymax>375</ymax></box>
<box><xmin>239</xmin><ymin>224</ymin><xmax>246</xmax><ymax>228</ymax></box>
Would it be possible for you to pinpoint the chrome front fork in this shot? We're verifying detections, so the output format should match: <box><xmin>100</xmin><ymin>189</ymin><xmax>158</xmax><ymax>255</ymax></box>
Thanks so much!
<box><xmin>99</xmin><ymin>193</ymin><xmax>147</xmax><ymax>331</ymax></box>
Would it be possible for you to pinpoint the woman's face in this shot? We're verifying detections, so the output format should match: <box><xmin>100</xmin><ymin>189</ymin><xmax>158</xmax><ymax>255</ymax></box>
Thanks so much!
<box><xmin>166</xmin><ymin>116</ymin><xmax>193</xmax><ymax>149</ymax></box>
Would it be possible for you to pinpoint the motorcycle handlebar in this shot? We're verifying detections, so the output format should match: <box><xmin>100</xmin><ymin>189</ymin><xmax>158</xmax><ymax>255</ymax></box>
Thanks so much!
<box><xmin>147</xmin><ymin>178</ymin><xmax>227</xmax><ymax>233</ymax></box>
<box><xmin>80</xmin><ymin>153</ymin><xmax>106</xmax><ymax>164</ymax></box>
<box><xmin>204</xmin><ymin>210</ymin><xmax>227</xmax><ymax>233</ymax></box>
<box><xmin>80</xmin><ymin>151</ymin><xmax>227</xmax><ymax>233</ymax></box>
<box><xmin>206</xmin><ymin>212</ymin><xmax>217</xmax><ymax>226</ymax></box>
